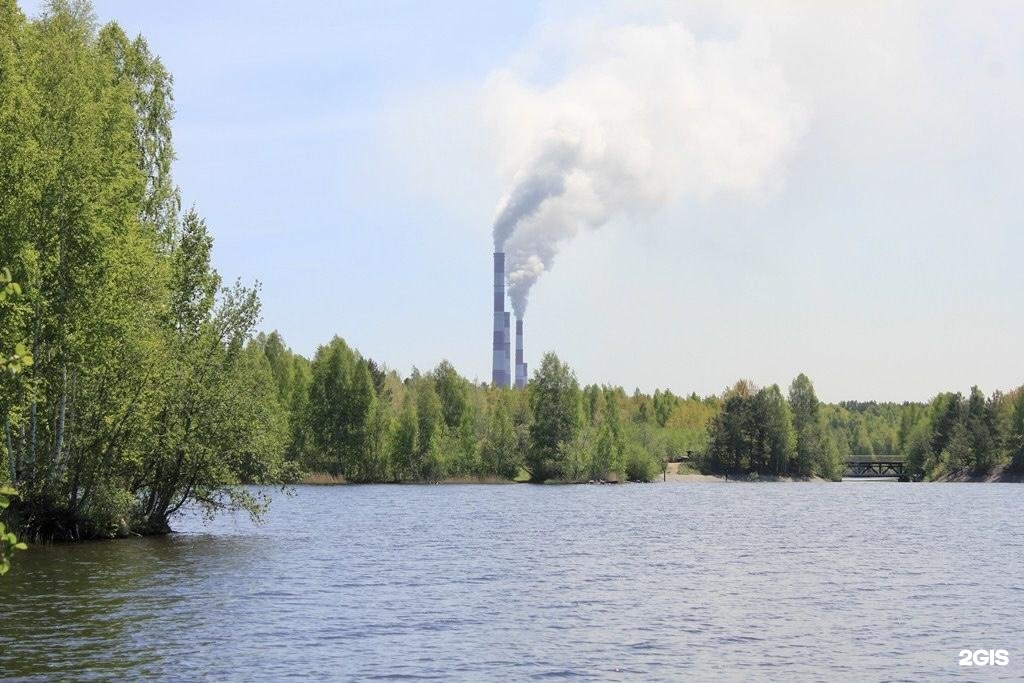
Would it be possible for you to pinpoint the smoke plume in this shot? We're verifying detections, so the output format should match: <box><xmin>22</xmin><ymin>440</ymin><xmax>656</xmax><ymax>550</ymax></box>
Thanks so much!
<box><xmin>488</xmin><ymin>19</ymin><xmax>805</xmax><ymax>316</ymax></box>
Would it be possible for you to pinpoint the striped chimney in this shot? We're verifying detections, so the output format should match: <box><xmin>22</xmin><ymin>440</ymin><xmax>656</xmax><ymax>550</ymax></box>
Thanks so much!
<box><xmin>491</xmin><ymin>252</ymin><xmax>510</xmax><ymax>388</ymax></box>
<box><xmin>515</xmin><ymin>317</ymin><xmax>526</xmax><ymax>389</ymax></box>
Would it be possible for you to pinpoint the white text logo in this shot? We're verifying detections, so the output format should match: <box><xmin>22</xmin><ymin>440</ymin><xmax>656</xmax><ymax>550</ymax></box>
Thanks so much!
<box><xmin>958</xmin><ymin>650</ymin><xmax>1009</xmax><ymax>666</ymax></box>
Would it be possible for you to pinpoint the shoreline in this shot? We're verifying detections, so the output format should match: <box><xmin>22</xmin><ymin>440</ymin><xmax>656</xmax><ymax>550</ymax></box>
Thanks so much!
<box><xmin>296</xmin><ymin>473</ymin><xmax>522</xmax><ymax>486</ymax></box>
<box><xmin>929</xmin><ymin>466</ymin><xmax>1024</xmax><ymax>483</ymax></box>
<box><xmin>294</xmin><ymin>464</ymin><xmax>833</xmax><ymax>486</ymax></box>
<box><xmin>294</xmin><ymin>463</ymin><xmax>1024</xmax><ymax>486</ymax></box>
<box><xmin>661</xmin><ymin>462</ymin><xmax>829</xmax><ymax>483</ymax></box>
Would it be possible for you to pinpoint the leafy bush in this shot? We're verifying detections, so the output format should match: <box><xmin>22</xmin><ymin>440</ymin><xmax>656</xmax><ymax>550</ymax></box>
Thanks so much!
<box><xmin>555</xmin><ymin>429</ymin><xmax>593</xmax><ymax>482</ymax></box>
<box><xmin>624</xmin><ymin>444</ymin><xmax>659</xmax><ymax>482</ymax></box>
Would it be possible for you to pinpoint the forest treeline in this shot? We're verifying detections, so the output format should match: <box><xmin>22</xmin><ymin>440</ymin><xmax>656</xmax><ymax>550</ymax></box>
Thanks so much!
<box><xmin>2</xmin><ymin>2</ymin><xmax>1023</xmax><ymax>543</ymax></box>
<box><xmin>254</xmin><ymin>336</ymin><xmax>707</xmax><ymax>486</ymax></box>
<box><xmin>238</xmin><ymin>332</ymin><xmax>1024</xmax><ymax>485</ymax></box>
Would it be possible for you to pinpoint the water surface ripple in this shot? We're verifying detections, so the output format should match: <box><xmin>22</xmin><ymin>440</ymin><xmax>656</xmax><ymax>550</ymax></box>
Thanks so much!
<box><xmin>2</xmin><ymin>483</ymin><xmax>1022</xmax><ymax>681</ymax></box>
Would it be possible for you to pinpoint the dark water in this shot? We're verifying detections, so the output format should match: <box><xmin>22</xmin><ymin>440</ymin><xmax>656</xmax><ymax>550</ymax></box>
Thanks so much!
<box><xmin>2</xmin><ymin>482</ymin><xmax>1023</xmax><ymax>681</ymax></box>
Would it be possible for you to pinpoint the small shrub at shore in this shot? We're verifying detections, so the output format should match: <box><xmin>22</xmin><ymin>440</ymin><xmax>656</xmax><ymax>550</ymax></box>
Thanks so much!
<box><xmin>624</xmin><ymin>445</ymin><xmax>660</xmax><ymax>482</ymax></box>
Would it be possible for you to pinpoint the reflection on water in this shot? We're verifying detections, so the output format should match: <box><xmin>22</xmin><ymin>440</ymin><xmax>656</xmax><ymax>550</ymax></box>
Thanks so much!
<box><xmin>2</xmin><ymin>483</ymin><xmax>1023</xmax><ymax>680</ymax></box>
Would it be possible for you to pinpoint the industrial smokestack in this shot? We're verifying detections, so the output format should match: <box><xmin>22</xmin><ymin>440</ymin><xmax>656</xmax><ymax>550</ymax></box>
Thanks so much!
<box><xmin>491</xmin><ymin>252</ymin><xmax>510</xmax><ymax>388</ymax></box>
<box><xmin>515</xmin><ymin>317</ymin><xmax>526</xmax><ymax>389</ymax></box>
<box><xmin>503</xmin><ymin>311</ymin><xmax>511</xmax><ymax>388</ymax></box>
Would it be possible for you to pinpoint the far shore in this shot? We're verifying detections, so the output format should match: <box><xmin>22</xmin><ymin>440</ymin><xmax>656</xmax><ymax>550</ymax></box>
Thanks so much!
<box><xmin>292</xmin><ymin>469</ymin><xmax>1023</xmax><ymax>485</ymax></box>
<box><xmin>296</xmin><ymin>472</ymin><xmax>518</xmax><ymax>485</ymax></box>
<box><xmin>294</xmin><ymin>463</ymin><xmax>834</xmax><ymax>486</ymax></box>
<box><xmin>930</xmin><ymin>465</ymin><xmax>1024</xmax><ymax>483</ymax></box>
<box><xmin>662</xmin><ymin>462</ymin><xmax>830</xmax><ymax>483</ymax></box>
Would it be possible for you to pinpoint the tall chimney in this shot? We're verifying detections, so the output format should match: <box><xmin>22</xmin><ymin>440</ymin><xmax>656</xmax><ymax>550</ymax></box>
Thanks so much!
<box><xmin>491</xmin><ymin>252</ymin><xmax>510</xmax><ymax>388</ymax></box>
<box><xmin>515</xmin><ymin>317</ymin><xmax>526</xmax><ymax>389</ymax></box>
<box><xmin>503</xmin><ymin>311</ymin><xmax>511</xmax><ymax>388</ymax></box>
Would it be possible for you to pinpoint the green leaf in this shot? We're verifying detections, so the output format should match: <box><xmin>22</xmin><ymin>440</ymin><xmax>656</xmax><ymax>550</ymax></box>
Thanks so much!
<box><xmin>14</xmin><ymin>542</ymin><xmax>28</xmax><ymax>550</ymax></box>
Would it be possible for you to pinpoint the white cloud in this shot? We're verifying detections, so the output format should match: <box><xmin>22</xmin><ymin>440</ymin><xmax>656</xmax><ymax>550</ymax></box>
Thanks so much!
<box><xmin>483</xmin><ymin>16</ymin><xmax>807</xmax><ymax>315</ymax></box>
<box><xmin>381</xmin><ymin>1</ymin><xmax>1024</xmax><ymax>399</ymax></box>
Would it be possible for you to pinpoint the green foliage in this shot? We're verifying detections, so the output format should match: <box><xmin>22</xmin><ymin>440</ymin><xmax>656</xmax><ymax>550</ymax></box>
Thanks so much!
<box><xmin>624</xmin><ymin>443</ymin><xmax>659</xmax><ymax>482</ymax></box>
<box><xmin>0</xmin><ymin>486</ymin><xmax>28</xmax><ymax>575</ymax></box>
<box><xmin>652</xmin><ymin>389</ymin><xmax>676</xmax><ymax>427</ymax></box>
<box><xmin>526</xmin><ymin>353</ymin><xmax>582</xmax><ymax>482</ymax></box>
<box><xmin>900</xmin><ymin>386</ymin><xmax>1019</xmax><ymax>480</ymax></box>
<box><xmin>482</xmin><ymin>400</ymin><xmax>519</xmax><ymax>480</ymax></box>
<box><xmin>253</xmin><ymin>331</ymin><xmax>311</xmax><ymax>462</ymax></box>
<box><xmin>433</xmin><ymin>360</ymin><xmax>470</xmax><ymax>433</ymax></box>
<box><xmin>551</xmin><ymin>428</ymin><xmax>590</xmax><ymax>482</ymax></box>
<box><xmin>821</xmin><ymin>401</ymin><xmax>903</xmax><ymax>457</ymax></box>
<box><xmin>303</xmin><ymin>337</ymin><xmax>375</xmax><ymax>479</ymax></box>
<box><xmin>413</xmin><ymin>373</ymin><xmax>444</xmax><ymax>477</ymax></box>
<box><xmin>1009</xmin><ymin>391</ymin><xmax>1024</xmax><ymax>472</ymax></box>
<box><xmin>789</xmin><ymin>374</ymin><xmax>843</xmax><ymax>480</ymax></box>
<box><xmin>0</xmin><ymin>265</ymin><xmax>31</xmax><ymax>570</ymax></box>
<box><xmin>965</xmin><ymin>386</ymin><xmax>999</xmax><ymax>475</ymax></box>
<box><xmin>0</xmin><ymin>268</ymin><xmax>33</xmax><ymax>376</ymax></box>
<box><xmin>703</xmin><ymin>382</ymin><xmax>796</xmax><ymax>476</ymax></box>
<box><xmin>389</xmin><ymin>393</ymin><xmax>417</xmax><ymax>480</ymax></box>
<box><xmin>591</xmin><ymin>425</ymin><xmax>617</xmax><ymax>480</ymax></box>
<box><xmin>696</xmin><ymin>375</ymin><xmax>1022</xmax><ymax>480</ymax></box>
<box><xmin>0</xmin><ymin>2</ymin><xmax>291</xmax><ymax>540</ymax></box>
<box><xmin>903</xmin><ymin>419</ymin><xmax>934</xmax><ymax>477</ymax></box>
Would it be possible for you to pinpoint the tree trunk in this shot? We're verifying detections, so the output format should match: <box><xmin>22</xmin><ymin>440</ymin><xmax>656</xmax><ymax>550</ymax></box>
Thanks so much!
<box><xmin>28</xmin><ymin>400</ymin><xmax>38</xmax><ymax>475</ymax></box>
<box><xmin>49</xmin><ymin>366</ymin><xmax>68</xmax><ymax>491</ymax></box>
<box><xmin>28</xmin><ymin>299</ymin><xmax>41</xmax><ymax>476</ymax></box>
<box><xmin>4</xmin><ymin>420</ymin><xmax>14</xmax><ymax>483</ymax></box>
<box><xmin>52</xmin><ymin>371</ymin><xmax>76</xmax><ymax>485</ymax></box>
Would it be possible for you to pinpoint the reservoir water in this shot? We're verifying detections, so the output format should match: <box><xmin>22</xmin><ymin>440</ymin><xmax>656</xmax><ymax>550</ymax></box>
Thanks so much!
<box><xmin>2</xmin><ymin>482</ymin><xmax>1022</xmax><ymax>681</ymax></box>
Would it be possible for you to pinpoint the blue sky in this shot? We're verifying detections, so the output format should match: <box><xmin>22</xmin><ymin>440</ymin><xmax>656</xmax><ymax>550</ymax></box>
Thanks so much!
<box><xmin>21</xmin><ymin>1</ymin><xmax>1024</xmax><ymax>401</ymax></box>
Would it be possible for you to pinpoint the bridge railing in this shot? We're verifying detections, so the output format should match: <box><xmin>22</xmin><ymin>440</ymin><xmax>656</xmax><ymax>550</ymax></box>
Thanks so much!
<box><xmin>842</xmin><ymin>455</ymin><xmax>904</xmax><ymax>464</ymax></box>
<box><xmin>843</xmin><ymin>458</ymin><xmax>910</xmax><ymax>480</ymax></box>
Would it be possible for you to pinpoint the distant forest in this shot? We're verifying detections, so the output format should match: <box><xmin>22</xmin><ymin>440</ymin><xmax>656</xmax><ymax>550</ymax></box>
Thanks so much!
<box><xmin>240</xmin><ymin>334</ymin><xmax>1024</xmax><ymax>487</ymax></box>
<box><xmin>1</xmin><ymin>3</ymin><xmax>1023</xmax><ymax>547</ymax></box>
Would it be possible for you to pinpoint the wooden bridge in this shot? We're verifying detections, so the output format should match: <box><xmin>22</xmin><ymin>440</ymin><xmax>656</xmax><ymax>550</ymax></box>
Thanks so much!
<box><xmin>844</xmin><ymin>457</ymin><xmax>908</xmax><ymax>479</ymax></box>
